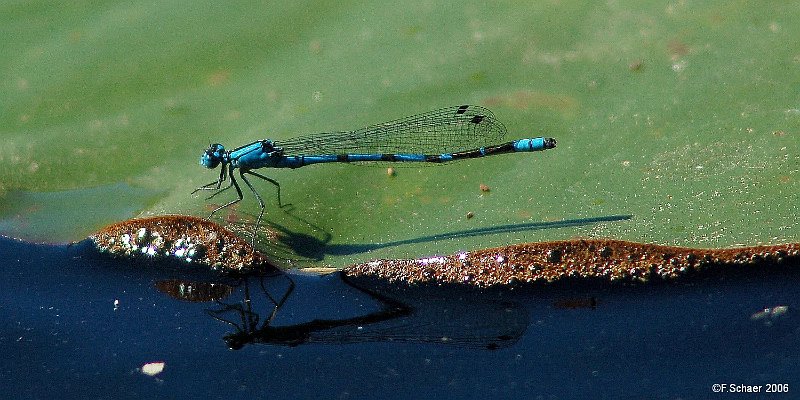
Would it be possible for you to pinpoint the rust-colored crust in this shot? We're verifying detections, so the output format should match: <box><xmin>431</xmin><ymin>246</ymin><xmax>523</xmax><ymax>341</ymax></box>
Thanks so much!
<box><xmin>90</xmin><ymin>215</ymin><xmax>275</xmax><ymax>274</ymax></box>
<box><xmin>343</xmin><ymin>239</ymin><xmax>800</xmax><ymax>287</ymax></box>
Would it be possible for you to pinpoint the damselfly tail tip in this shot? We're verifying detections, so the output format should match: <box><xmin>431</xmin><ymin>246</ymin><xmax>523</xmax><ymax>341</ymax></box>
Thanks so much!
<box><xmin>544</xmin><ymin>137</ymin><xmax>557</xmax><ymax>149</ymax></box>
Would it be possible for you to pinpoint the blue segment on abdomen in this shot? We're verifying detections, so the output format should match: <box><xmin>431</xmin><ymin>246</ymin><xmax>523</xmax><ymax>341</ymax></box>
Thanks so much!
<box><xmin>275</xmin><ymin>155</ymin><xmax>335</xmax><ymax>168</ymax></box>
<box><xmin>384</xmin><ymin>154</ymin><xmax>427</xmax><ymax>162</ymax></box>
<box><xmin>512</xmin><ymin>138</ymin><xmax>546</xmax><ymax>152</ymax></box>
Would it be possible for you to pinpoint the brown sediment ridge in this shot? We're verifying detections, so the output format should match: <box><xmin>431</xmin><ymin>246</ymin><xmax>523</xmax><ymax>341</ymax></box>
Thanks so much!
<box><xmin>90</xmin><ymin>215</ymin><xmax>275</xmax><ymax>274</ymax></box>
<box><xmin>343</xmin><ymin>239</ymin><xmax>800</xmax><ymax>287</ymax></box>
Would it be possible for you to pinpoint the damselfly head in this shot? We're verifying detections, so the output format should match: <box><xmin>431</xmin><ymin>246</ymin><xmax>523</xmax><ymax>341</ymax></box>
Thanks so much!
<box><xmin>200</xmin><ymin>143</ymin><xmax>226</xmax><ymax>169</ymax></box>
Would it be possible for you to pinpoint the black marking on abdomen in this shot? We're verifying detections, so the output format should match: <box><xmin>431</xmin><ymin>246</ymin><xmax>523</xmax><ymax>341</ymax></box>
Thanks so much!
<box><xmin>425</xmin><ymin>155</ymin><xmax>446</xmax><ymax>163</ymax></box>
<box><xmin>451</xmin><ymin>142</ymin><xmax>516</xmax><ymax>159</ymax></box>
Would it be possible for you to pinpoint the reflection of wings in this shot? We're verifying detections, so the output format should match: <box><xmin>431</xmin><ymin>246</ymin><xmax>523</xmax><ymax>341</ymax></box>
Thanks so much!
<box><xmin>301</xmin><ymin>300</ymin><xmax>527</xmax><ymax>350</ymax></box>
<box><xmin>206</xmin><ymin>273</ymin><xmax>529</xmax><ymax>350</ymax></box>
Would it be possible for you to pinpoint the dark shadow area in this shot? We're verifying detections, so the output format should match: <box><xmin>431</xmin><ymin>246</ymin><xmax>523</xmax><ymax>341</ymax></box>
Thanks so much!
<box><xmin>247</xmin><ymin>211</ymin><xmax>634</xmax><ymax>262</ymax></box>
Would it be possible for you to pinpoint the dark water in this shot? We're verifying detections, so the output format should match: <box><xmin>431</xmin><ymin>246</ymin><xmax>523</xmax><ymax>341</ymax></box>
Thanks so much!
<box><xmin>2</xmin><ymin>236</ymin><xmax>798</xmax><ymax>399</ymax></box>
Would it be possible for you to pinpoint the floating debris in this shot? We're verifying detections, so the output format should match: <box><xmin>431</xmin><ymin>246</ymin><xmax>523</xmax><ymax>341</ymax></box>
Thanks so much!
<box><xmin>750</xmin><ymin>305</ymin><xmax>790</xmax><ymax>324</ymax></box>
<box><xmin>90</xmin><ymin>215</ymin><xmax>276</xmax><ymax>274</ymax></box>
<box><xmin>343</xmin><ymin>239</ymin><xmax>800</xmax><ymax>287</ymax></box>
<box><xmin>140</xmin><ymin>361</ymin><xmax>165</xmax><ymax>377</ymax></box>
<box><xmin>479</xmin><ymin>183</ymin><xmax>491</xmax><ymax>193</ymax></box>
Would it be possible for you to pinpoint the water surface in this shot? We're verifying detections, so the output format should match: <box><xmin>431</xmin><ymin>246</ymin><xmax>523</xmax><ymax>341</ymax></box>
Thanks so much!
<box><xmin>2</xmin><ymin>236</ymin><xmax>798</xmax><ymax>399</ymax></box>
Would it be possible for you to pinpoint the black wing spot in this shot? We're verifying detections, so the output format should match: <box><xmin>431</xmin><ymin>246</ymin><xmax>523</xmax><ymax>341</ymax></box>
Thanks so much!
<box><xmin>470</xmin><ymin>115</ymin><xmax>485</xmax><ymax>124</ymax></box>
<box><xmin>456</xmin><ymin>105</ymin><xmax>469</xmax><ymax>114</ymax></box>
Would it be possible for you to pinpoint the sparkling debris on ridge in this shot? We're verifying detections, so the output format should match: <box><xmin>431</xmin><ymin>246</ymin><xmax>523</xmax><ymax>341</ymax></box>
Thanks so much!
<box><xmin>343</xmin><ymin>239</ymin><xmax>800</xmax><ymax>287</ymax></box>
<box><xmin>90</xmin><ymin>215</ymin><xmax>275</xmax><ymax>274</ymax></box>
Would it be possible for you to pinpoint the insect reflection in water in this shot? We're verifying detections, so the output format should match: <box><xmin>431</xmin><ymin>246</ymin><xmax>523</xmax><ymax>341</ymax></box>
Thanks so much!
<box><xmin>202</xmin><ymin>273</ymin><xmax>529</xmax><ymax>351</ymax></box>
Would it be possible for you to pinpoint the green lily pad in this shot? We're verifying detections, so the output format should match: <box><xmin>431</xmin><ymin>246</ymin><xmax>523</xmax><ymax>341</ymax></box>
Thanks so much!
<box><xmin>1</xmin><ymin>2</ymin><xmax>797</xmax><ymax>268</ymax></box>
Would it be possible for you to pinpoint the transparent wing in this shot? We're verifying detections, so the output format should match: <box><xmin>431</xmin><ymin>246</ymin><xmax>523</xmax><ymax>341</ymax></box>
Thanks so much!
<box><xmin>273</xmin><ymin>105</ymin><xmax>507</xmax><ymax>156</ymax></box>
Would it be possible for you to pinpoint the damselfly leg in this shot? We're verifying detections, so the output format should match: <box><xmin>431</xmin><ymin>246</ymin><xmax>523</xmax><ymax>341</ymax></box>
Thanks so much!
<box><xmin>195</xmin><ymin>164</ymin><xmax>284</xmax><ymax>247</ymax></box>
<box><xmin>191</xmin><ymin>162</ymin><xmax>228</xmax><ymax>194</ymax></box>
<box><xmin>259</xmin><ymin>272</ymin><xmax>295</xmax><ymax>323</ymax></box>
<box><xmin>206</xmin><ymin>164</ymin><xmax>244</xmax><ymax>220</ymax></box>
<box><xmin>206</xmin><ymin>278</ymin><xmax>259</xmax><ymax>342</ymax></box>
<box><xmin>193</xmin><ymin>167</ymin><xmax>238</xmax><ymax>203</ymax></box>
<box><xmin>239</xmin><ymin>171</ymin><xmax>265</xmax><ymax>247</ymax></box>
<box><xmin>244</xmin><ymin>170</ymin><xmax>283</xmax><ymax>208</ymax></box>
<box><xmin>205</xmin><ymin>273</ymin><xmax>295</xmax><ymax>350</ymax></box>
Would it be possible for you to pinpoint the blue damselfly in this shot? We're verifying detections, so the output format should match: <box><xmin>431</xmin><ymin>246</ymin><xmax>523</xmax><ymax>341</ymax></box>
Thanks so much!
<box><xmin>194</xmin><ymin>105</ymin><xmax>557</xmax><ymax>244</ymax></box>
